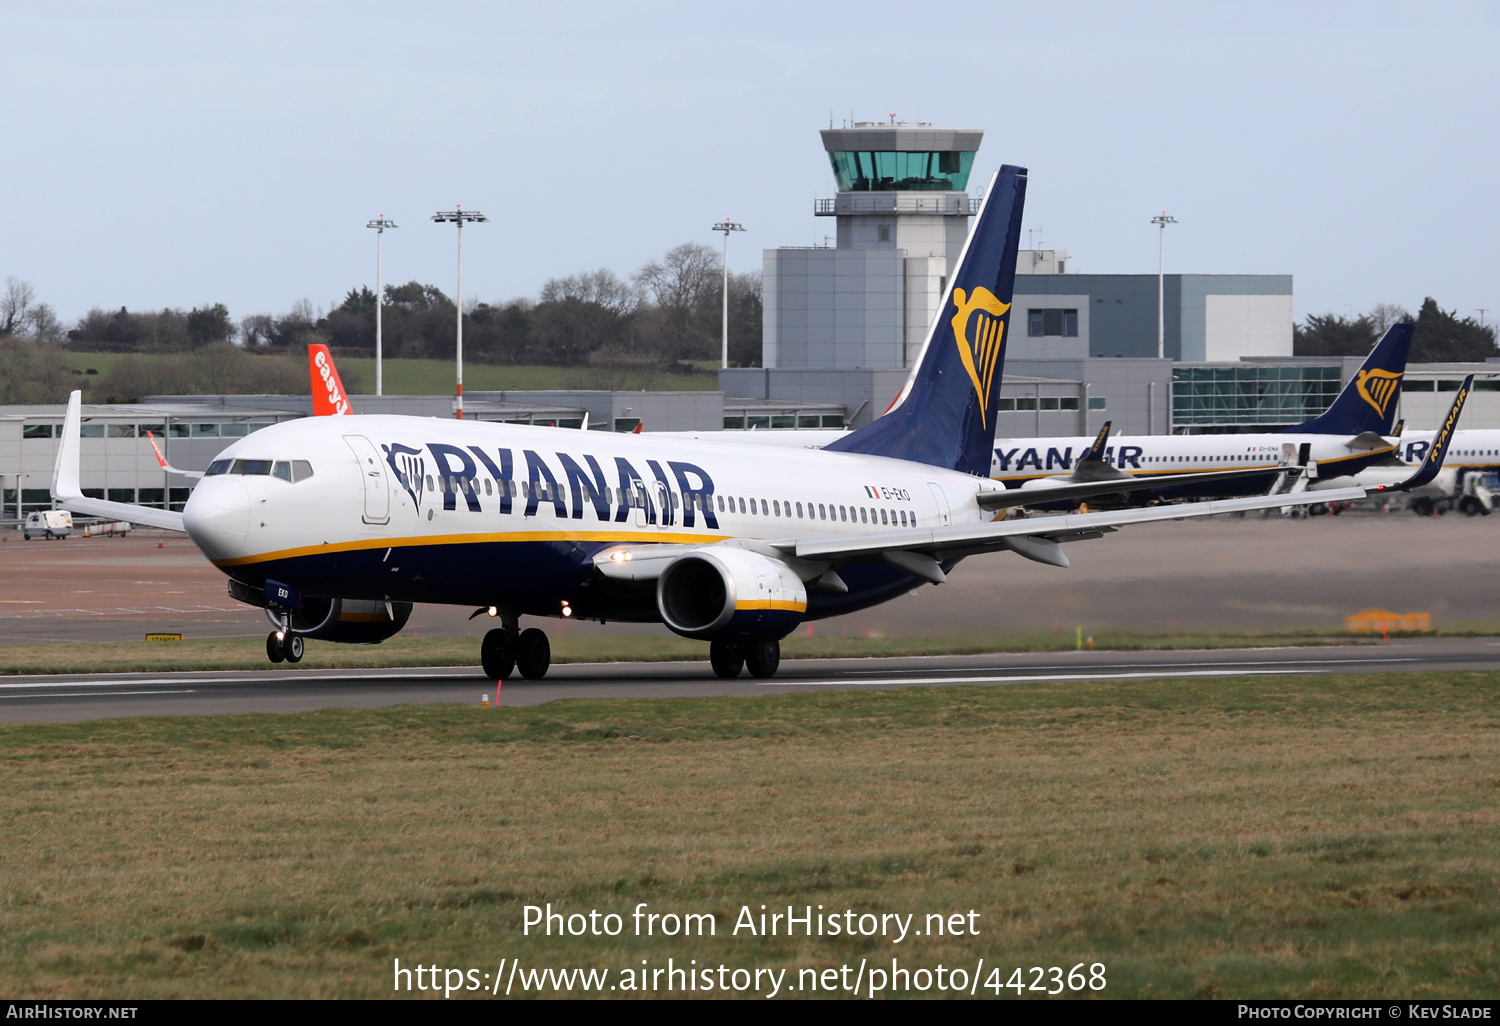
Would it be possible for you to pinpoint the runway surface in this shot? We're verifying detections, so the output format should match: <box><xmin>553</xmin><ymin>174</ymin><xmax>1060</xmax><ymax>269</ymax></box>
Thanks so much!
<box><xmin>3</xmin><ymin>636</ymin><xmax>1497</xmax><ymax>722</ymax></box>
<box><xmin>1</xmin><ymin>509</ymin><xmax>1496</xmax><ymax>645</ymax></box>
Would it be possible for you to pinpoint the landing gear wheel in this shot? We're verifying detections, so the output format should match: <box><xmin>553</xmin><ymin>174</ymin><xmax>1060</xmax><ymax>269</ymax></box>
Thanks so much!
<box><xmin>515</xmin><ymin>627</ymin><xmax>551</xmax><ymax>680</ymax></box>
<box><xmin>266</xmin><ymin>632</ymin><xmax>285</xmax><ymax>664</ymax></box>
<box><xmin>744</xmin><ymin>639</ymin><xmax>780</xmax><ymax>679</ymax></box>
<box><xmin>284</xmin><ymin>634</ymin><xmax>304</xmax><ymax>663</ymax></box>
<box><xmin>709</xmin><ymin>640</ymin><xmax>744</xmax><ymax>679</ymax></box>
<box><xmin>481</xmin><ymin>628</ymin><xmax>515</xmax><ymax>679</ymax></box>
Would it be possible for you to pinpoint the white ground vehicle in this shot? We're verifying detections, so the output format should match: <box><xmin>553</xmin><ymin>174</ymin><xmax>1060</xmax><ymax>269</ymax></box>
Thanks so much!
<box><xmin>23</xmin><ymin>509</ymin><xmax>73</xmax><ymax>540</ymax></box>
<box><xmin>1408</xmin><ymin>468</ymin><xmax>1499</xmax><ymax>517</ymax></box>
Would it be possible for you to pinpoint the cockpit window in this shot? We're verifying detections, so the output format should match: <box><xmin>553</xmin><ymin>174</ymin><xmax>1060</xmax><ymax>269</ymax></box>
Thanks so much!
<box><xmin>292</xmin><ymin>460</ymin><xmax>314</xmax><ymax>482</ymax></box>
<box><xmin>206</xmin><ymin>459</ymin><xmax>232</xmax><ymax>476</ymax></box>
<box><xmin>230</xmin><ymin>459</ymin><xmax>273</xmax><ymax>476</ymax></box>
<box><xmin>272</xmin><ymin>461</ymin><xmax>292</xmax><ymax>482</ymax></box>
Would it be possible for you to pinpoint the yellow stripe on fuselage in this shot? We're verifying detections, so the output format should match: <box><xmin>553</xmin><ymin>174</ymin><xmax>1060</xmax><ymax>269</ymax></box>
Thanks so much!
<box><xmin>209</xmin><ymin>528</ymin><xmax>730</xmax><ymax>568</ymax></box>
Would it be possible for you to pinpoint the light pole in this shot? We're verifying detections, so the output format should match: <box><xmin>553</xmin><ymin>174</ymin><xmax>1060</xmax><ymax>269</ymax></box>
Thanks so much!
<box><xmin>713</xmin><ymin>220</ymin><xmax>745</xmax><ymax>368</ymax></box>
<box><xmin>1152</xmin><ymin>212</ymin><xmax>1177</xmax><ymax>359</ymax></box>
<box><xmin>431</xmin><ymin>206</ymin><xmax>488</xmax><ymax>419</ymax></box>
<box><xmin>366</xmin><ymin>216</ymin><xmax>397</xmax><ymax>396</ymax></box>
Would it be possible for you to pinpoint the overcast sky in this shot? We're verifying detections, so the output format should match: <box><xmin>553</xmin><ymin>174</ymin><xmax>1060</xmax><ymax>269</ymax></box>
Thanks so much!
<box><xmin>3</xmin><ymin>1</ymin><xmax>1497</xmax><ymax>328</ymax></box>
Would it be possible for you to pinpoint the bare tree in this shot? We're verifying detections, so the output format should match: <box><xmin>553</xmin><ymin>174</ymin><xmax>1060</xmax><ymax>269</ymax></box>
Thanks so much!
<box><xmin>1368</xmin><ymin>303</ymin><xmax>1414</xmax><ymax>334</ymax></box>
<box><xmin>633</xmin><ymin>243</ymin><xmax>720</xmax><ymax>361</ymax></box>
<box><xmin>540</xmin><ymin>268</ymin><xmax>639</xmax><ymax>315</ymax></box>
<box><xmin>1</xmin><ymin>277</ymin><xmax>36</xmax><ymax>337</ymax></box>
<box><xmin>633</xmin><ymin>243</ymin><xmax>718</xmax><ymax>313</ymax></box>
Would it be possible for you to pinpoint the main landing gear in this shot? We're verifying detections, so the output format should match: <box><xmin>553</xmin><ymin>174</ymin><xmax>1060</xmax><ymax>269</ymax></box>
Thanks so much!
<box><xmin>481</xmin><ymin>613</ymin><xmax>550</xmax><ymax>680</ymax></box>
<box><xmin>265</xmin><ymin>630</ymin><xmax>303</xmax><ymax>664</ymax></box>
<box><xmin>709</xmin><ymin>639</ymin><xmax>780</xmax><ymax>679</ymax></box>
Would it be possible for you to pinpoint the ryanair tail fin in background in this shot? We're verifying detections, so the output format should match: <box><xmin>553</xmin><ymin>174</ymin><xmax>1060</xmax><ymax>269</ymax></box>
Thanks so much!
<box><xmin>826</xmin><ymin>164</ymin><xmax>1027</xmax><ymax>476</ymax></box>
<box><xmin>309</xmin><ymin>344</ymin><xmax>353</xmax><ymax>416</ymax></box>
<box><xmin>1286</xmin><ymin>323</ymin><xmax>1411</xmax><ymax>436</ymax></box>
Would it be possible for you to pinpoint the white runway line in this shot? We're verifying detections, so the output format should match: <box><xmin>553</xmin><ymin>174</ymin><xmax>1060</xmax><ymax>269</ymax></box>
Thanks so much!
<box><xmin>0</xmin><ymin>670</ymin><xmax>478</xmax><ymax>690</ymax></box>
<box><xmin>0</xmin><ymin>689</ymin><xmax>198</xmax><ymax>699</ymax></box>
<box><xmin>760</xmin><ymin>668</ymin><xmax>1324</xmax><ymax>687</ymax></box>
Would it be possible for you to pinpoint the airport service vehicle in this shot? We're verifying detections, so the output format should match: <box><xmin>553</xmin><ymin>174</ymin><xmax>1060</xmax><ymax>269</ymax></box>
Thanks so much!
<box><xmin>23</xmin><ymin>509</ymin><xmax>72</xmax><ymax>540</ymax></box>
<box><xmin>52</xmin><ymin>165</ymin><xmax>1373</xmax><ymax>679</ymax></box>
<box><xmin>1400</xmin><ymin>467</ymin><xmax>1499</xmax><ymax>517</ymax></box>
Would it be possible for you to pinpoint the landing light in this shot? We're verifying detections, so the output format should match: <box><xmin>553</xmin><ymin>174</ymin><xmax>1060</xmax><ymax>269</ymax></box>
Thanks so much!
<box><xmin>609</xmin><ymin>550</ymin><xmax>633</xmax><ymax>563</ymax></box>
<box><xmin>487</xmin><ymin>606</ymin><xmax>498</xmax><ymax>617</ymax></box>
<box><xmin>561</xmin><ymin>601</ymin><xmax>573</xmax><ymax>618</ymax></box>
<box><xmin>275</xmin><ymin>630</ymin><xmax>285</xmax><ymax>641</ymax></box>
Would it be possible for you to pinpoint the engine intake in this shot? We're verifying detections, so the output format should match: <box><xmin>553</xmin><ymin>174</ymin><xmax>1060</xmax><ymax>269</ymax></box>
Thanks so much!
<box><xmin>656</xmin><ymin>549</ymin><xmax>807</xmax><ymax>641</ymax></box>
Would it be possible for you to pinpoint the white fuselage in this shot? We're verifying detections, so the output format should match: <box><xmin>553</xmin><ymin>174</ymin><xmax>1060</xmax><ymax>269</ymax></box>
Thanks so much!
<box><xmin>181</xmin><ymin>415</ymin><xmax>992</xmax><ymax>620</ymax></box>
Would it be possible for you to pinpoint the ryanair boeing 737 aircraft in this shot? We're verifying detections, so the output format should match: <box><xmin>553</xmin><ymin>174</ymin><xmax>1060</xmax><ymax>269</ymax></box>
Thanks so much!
<box><xmin>52</xmin><ymin>165</ymin><xmax>1376</xmax><ymax>681</ymax></box>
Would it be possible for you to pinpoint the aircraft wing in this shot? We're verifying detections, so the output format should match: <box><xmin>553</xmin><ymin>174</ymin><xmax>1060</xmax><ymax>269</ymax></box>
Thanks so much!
<box><xmin>976</xmin><ymin>465</ymin><xmax>1287</xmax><ymax>512</ymax></box>
<box><xmin>594</xmin><ymin>486</ymin><xmax>1367</xmax><ymax>586</ymax></box>
<box><xmin>52</xmin><ymin>391</ymin><xmax>186</xmax><ymax>532</ymax></box>
<box><xmin>785</xmin><ymin>487</ymin><xmax>1368</xmax><ymax>579</ymax></box>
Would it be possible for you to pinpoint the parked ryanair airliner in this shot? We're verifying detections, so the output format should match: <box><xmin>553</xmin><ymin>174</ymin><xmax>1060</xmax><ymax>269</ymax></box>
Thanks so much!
<box><xmin>52</xmin><ymin>165</ymin><xmax>1372</xmax><ymax>681</ymax></box>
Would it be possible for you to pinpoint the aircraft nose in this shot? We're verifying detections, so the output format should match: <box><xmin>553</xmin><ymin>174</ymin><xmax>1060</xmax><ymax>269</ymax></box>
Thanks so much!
<box><xmin>183</xmin><ymin>479</ymin><xmax>250</xmax><ymax>560</ymax></box>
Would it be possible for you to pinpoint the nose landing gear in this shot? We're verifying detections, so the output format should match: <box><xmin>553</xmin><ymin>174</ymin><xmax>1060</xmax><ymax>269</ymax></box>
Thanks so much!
<box><xmin>265</xmin><ymin>630</ymin><xmax>304</xmax><ymax>664</ymax></box>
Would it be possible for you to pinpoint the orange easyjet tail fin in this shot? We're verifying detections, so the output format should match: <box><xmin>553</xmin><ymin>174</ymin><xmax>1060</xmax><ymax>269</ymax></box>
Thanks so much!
<box><xmin>309</xmin><ymin>344</ymin><xmax>353</xmax><ymax>415</ymax></box>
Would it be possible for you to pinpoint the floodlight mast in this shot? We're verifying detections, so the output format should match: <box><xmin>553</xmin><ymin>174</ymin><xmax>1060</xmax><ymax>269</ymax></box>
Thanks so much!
<box><xmin>366</xmin><ymin>217</ymin><xmax>397</xmax><ymax>396</ymax></box>
<box><xmin>714</xmin><ymin>220</ymin><xmax>745</xmax><ymax>368</ymax></box>
<box><xmin>1152</xmin><ymin>212</ymin><xmax>1177</xmax><ymax>360</ymax></box>
<box><xmin>431</xmin><ymin>206</ymin><xmax>489</xmax><ymax>419</ymax></box>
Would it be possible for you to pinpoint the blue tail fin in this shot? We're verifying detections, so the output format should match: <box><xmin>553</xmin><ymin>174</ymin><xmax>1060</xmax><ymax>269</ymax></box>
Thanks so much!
<box><xmin>1285</xmin><ymin>323</ymin><xmax>1412</xmax><ymax>435</ymax></box>
<box><xmin>825</xmin><ymin>164</ymin><xmax>1027</xmax><ymax>476</ymax></box>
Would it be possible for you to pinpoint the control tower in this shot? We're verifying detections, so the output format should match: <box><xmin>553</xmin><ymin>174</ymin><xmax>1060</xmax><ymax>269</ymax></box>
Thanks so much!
<box><xmin>763</xmin><ymin>122</ymin><xmax>983</xmax><ymax>369</ymax></box>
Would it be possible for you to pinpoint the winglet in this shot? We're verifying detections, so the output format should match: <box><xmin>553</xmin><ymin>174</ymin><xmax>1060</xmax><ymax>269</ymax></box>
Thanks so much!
<box><xmin>50</xmin><ymin>389</ymin><xmax>186</xmax><ymax>532</ymax></box>
<box><xmin>1379</xmin><ymin>374</ymin><xmax>1472</xmax><ymax>491</ymax></box>
<box><xmin>52</xmin><ymin>390</ymin><xmax>83</xmax><ymax>499</ymax></box>
<box><xmin>146</xmin><ymin>431</ymin><xmax>204</xmax><ymax>479</ymax></box>
<box><xmin>309</xmin><ymin>344</ymin><xmax>353</xmax><ymax>416</ymax></box>
<box><xmin>1080</xmin><ymin>421</ymin><xmax>1112</xmax><ymax>463</ymax></box>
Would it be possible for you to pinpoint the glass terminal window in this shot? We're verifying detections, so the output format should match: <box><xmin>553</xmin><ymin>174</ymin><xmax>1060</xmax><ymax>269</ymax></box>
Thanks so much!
<box><xmin>827</xmin><ymin>150</ymin><xmax>975</xmax><ymax>192</ymax></box>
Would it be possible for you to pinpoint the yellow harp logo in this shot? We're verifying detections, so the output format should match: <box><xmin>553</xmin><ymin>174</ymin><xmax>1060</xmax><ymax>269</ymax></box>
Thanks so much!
<box><xmin>950</xmin><ymin>286</ymin><xmax>1010</xmax><ymax>427</ymax></box>
<box><xmin>1355</xmin><ymin>368</ymin><xmax>1402</xmax><ymax>418</ymax></box>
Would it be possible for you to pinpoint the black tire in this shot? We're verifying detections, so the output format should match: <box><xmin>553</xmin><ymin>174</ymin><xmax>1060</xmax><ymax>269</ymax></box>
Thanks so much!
<box><xmin>1411</xmin><ymin>498</ymin><xmax>1435</xmax><ymax>517</ymax></box>
<box><xmin>709</xmin><ymin>640</ymin><xmax>744</xmax><ymax>679</ymax></box>
<box><xmin>744</xmin><ymin>639</ymin><xmax>780</xmax><ymax>679</ymax></box>
<box><xmin>1459</xmin><ymin>497</ymin><xmax>1482</xmax><ymax>517</ymax></box>
<box><xmin>285</xmin><ymin>634</ymin><xmax>304</xmax><ymax>663</ymax></box>
<box><xmin>266</xmin><ymin>632</ymin><xmax>285</xmax><ymax>664</ymax></box>
<box><xmin>515</xmin><ymin>627</ymin><xmax>550</xmax><ymax>680</ymax></box>
<box><xmin>481</xmin><ymin>627</ymin><xmax>515</xmax><ymax>679</ymax></box>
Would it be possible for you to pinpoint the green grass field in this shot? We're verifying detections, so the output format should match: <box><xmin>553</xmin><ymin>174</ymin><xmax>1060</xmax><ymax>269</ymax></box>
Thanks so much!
<box><xmin>2</xmin><ymin>673</ymin><xmax>1497</xmax><ymax>998</ymax></box>
<box><xmin>0</xmin><ymin>628</ymin><xmax>1405</xmax><ymax>676</ymax></box>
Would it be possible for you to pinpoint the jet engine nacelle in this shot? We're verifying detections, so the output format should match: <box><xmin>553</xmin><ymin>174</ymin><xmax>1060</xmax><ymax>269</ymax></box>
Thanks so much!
<box><xmin>656</xmin><ymin>548</ymin><xmax>807</xmax><ymax>642</ymax></box>
<box><xmin>228</xmin><ymin>579</ymin><xmax>411</xmax><ymax>644</ymax></box>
